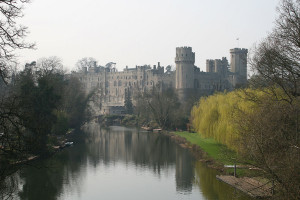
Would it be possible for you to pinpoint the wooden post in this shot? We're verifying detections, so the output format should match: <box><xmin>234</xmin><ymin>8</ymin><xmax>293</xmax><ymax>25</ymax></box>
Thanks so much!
<box><xmin>234</xmin><ymin>164</ymin><xmax>237</xmax><ymax>177</ymax></box>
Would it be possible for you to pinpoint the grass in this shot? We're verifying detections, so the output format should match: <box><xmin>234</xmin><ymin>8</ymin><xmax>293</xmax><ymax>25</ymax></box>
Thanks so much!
<box><xmin>173</xmin><ymin>131</ymin><xmax>240</xmax><ymax>165</ymax></box>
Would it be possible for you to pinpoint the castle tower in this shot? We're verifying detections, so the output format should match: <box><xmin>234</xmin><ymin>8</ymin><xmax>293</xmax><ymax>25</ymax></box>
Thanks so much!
<box><xmin>175</xmin><ymin>47</ymin><xmax>195</xmax><ymax>101</ymax></box>
<box><xmin>206</xmin><ymin>60</ymin><xmax>214</xmax><ymax>72</ymax></box>
<box><xmin>175</xmin><ymin>47</ymin><xmax>195</xmax><ymax>89</ymax></box>
<box><xmin>230</xmin><ymin>48</ymin><xmax>248</xmax><ymax>86</ymax></box>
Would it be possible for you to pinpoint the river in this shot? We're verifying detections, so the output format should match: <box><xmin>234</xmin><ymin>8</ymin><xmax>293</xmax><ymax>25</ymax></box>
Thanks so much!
<box><xmin>4</xmin><ymin>122</ymin><xmax>253</xmax><ymax>200</ymax></box>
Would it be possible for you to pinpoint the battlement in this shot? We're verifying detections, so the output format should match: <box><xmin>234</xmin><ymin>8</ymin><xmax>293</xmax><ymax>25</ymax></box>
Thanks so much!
<box><xmin>230</xmin><ymin>48</ymin><xmax>248</xmax><ymax>54</ymax></box>
<box><xmin>175</xmin><ymin>46</ymin><xmax>195</xmax><ymax>63</ymax></box>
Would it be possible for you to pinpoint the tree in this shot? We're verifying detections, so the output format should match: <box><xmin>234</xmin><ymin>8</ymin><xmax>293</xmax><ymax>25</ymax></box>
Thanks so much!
<box><xmin>250</xmin><ymin>0</ymin><xmax>300</xmax><ymax>102</ymax></box>
<box><xmin>0</xmin><ymin>0</ymin><xmax>35</xmax><ymax>83</ymax></box>
<box><xmin>75</xmin><ymin>57</ymin><xmax>98</xmax><ymax>71</ymax></box>
<box><xmin>237</xmin><ymin>93</ymin><xmax>300</xmax><ymax>200</ymax></box>
<box><xmin>124</xmin><ymin>89</ymin><xmax>133</xmax><ymax>114</ymax></box>
<box><xmin>14</xmin><ymin>61</ymin><xmax>62</xmax><ymax>155</ymax></box>
<box><xmin>36</xmin><ymin>57</ymin><xmax>64</xmax><ymax>76</ymax></box>
<box><xmin>141</xmin><ymin>85</ymin><xmax>181</xmax><ymax>130</ymax></box>
<box><xmin>246</xmin><ymin>1</ymin><xmax>300</xmax><ymax>199</ymax></box>
<box><xmin>60</xmin><ymin>76</ymin><xmax>91</xmax><ymax>129</ymax></box>
<box><xmin>0</xmin><ymin>1</ymin><xmax>34</xmax><ymax>185</ymax></box>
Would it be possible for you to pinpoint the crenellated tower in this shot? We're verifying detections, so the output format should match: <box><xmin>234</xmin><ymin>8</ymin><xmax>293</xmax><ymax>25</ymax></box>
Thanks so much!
<box><xmin>175</xmin><ymin>47</ymin><xmax>195</xmax><ymax>101</ymax></box>
<box><xmin>230</xmin><ymin>48</ymin><xmax>248</xmax><ymax>86</ymax></box>
<box><xmin>175</xmin><ymin>47</ymin><xmax>195</xmax><ymax>89</ymax></box>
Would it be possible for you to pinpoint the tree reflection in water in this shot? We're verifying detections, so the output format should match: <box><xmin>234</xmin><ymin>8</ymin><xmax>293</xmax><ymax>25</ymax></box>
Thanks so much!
<box><xmin>11</xmin><ymin>123</ymin><xmax>254</xmax><ymax>200</ymax></box>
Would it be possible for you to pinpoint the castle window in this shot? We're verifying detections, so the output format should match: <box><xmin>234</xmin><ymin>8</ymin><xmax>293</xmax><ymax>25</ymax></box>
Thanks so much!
<box><xmin>114</xmin><ymin>81</ymin><xmax>117</xmax><ymax>86</ymax></box>
<box><xmin>118</xmin><ymin>80</ymin><xmax>122</xmax><ymax>86</ymax></box>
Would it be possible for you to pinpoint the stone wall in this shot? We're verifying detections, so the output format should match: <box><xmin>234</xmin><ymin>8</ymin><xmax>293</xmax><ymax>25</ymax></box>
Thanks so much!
<box><xmin>72</xmin><ymin>47</ymin><xmax>247</xmax><ymax>115</ymax></box>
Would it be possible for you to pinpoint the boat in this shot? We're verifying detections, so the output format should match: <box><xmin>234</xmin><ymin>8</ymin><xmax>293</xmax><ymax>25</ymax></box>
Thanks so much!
<box><xmin>65</xmin><ymin>142</ymin><xmax>74</xmax><ymax>146</ymax></box>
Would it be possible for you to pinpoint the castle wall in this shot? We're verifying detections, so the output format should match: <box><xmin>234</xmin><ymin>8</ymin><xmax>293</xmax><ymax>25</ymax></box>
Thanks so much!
<box><xmin>73</xmin><ymin>46</ymin><xmax>247</xmax><ymax>115</ymax></box>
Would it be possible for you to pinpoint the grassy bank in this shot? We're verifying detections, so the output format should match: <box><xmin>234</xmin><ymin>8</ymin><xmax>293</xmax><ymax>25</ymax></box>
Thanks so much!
<box><xmin>173</xmin><ymin>131</ymin><xmax>241</xmax><ymax>165</ymax></box>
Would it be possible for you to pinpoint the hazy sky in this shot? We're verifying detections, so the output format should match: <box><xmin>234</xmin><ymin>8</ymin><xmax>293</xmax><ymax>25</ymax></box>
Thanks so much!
<box><xmin>17</xmin><ymin>0</ymin><xmax>280</xmax><ymax>72</ymax></box>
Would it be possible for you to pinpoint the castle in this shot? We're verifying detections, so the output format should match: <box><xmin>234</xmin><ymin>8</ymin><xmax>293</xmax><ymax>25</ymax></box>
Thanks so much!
<box><xmin>73</xmin><ymin>47</ymin><xmax>248</xmax><ymax>115</ymax></box>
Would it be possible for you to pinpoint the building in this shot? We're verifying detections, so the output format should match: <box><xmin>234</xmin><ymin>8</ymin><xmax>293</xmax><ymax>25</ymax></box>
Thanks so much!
<box><xmin>73</xmin><ymin>47</ymin><xmax>248</xmax><ymax>115</ymax></box>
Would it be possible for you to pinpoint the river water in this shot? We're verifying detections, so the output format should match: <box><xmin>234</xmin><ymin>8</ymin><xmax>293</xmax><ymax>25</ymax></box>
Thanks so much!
<box><xmin>5</xmin><ymin>123</ymin><xmax>253</xmax><ymax>200</ymax></box>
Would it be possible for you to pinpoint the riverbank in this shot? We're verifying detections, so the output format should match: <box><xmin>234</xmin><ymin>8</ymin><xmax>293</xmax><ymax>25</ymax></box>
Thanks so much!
<box><xmin>166</xmin><ymin>131</ymin><xmax>240</xmax><ymax>171</ymax></box>
<box><xmin>166</xmin><ymin>131</ymin><xmax>273</xmax><ymax>199</ymax></box>
<box><xmin>8</xmin><ymin>129</ymin><xmax>77</xmax><ymax>168</ymax></box>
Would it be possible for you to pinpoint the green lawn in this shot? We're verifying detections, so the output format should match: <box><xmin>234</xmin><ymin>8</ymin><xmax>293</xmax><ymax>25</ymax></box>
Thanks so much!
<box><xmin>173</xmin><ymin>131</ymin><xmax>239</xmax><ymax>165</ymax></box>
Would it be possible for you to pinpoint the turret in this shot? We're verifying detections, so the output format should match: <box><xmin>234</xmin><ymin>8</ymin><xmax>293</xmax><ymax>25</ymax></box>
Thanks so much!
<box><xmin>230</xmin><ymin>48</ymin><xmax>248</xmax><ymax>86</ymax></box>
<box><xmin>175</xmin><ymin>47</ymin><xmax>195</xmax><ymax>89</ymax></box>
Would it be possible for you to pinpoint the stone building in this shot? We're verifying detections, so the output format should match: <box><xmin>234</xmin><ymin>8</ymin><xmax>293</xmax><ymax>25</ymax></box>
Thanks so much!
<box><xmin>73</xmin><ymin>47</ymin><xmax>248</xmax><ymax>115</ymax></box>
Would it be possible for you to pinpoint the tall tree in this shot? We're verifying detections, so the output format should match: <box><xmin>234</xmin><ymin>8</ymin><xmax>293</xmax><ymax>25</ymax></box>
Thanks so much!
<box><xmin>75</xmin><ymin>57</ymin><xmax>98</xmax><ymax>71</ymax></box>
<box><xmin>0</xmin><ymin>0</ymin><xmax>35</xmax><ymax>83</ymax></box>
<box><xmin>124</xmin><ymin>89</ymin><xmax>133</xmax><ymax>114</ymax></box>
<box><xmin>246</xmin><ymin>1</ymin><xmax>300</xmax><ymax>199</ymax></box>
<box><xmin>250</xmin><ymin>0</ymin><xmax>300</xmax><ymax>102</ymax></box>
<box><xmin>142</xmin><ymin>85</ymin><xmax>181</xmax><ymax>130</ymax></box>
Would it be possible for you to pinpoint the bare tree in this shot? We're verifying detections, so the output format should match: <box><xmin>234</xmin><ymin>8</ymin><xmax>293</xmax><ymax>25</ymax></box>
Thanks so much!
<box><xmin>36</xmin><ymin>56</ymin><xmax>64</xmax><ymax>76</ymax></box>
<box><xmin>244</xmin><ymin>1</ymin><xmax>300</xmax><ymax>199</ymax></box>
<box><xmin>75</xmin><ymin>57</ymin><xmax>98</xmax><ymax>71</ymax></box>
<box><xmin>140</xmin><ymin>85</ymin><xmax>181</xmax><ymax>130</ymax></box>
<box><xmin>0</xmin><ymin>0</ymin><xmax>35</xmax><ymax>83</ymax></box>
<box><xmin>250</xmin><ymin>0</ymin><xmax>300</xmax><ymax>102</ymax></box>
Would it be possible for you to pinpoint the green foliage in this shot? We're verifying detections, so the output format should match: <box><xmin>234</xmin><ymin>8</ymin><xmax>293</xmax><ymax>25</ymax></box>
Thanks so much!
<box><xmin>191</xmin><ymin>87</ymin><xmax>300</xmax><ymax>198</ymax></box>
<box><xmin>124</xmin><ymin>89</ymin><xmax>133</xmax><ymax>114</ymax></box>
<box><xmin>191</xmin><ymin>89</ymin><xmax>265</xmax><ymax>152</ymax></box>
<box><xmin>15</xmin><ymin>69</ymin><xmax>62</xmax><ymax>154</ymax></box>
<box><xmin>51</xmin><ymin>110</ymin><xmax>68</xmax><ymax>135</ymax></box>
<box><xmin>60</xmin><ymin>77</ymin><xmax>90</xmax><ymax>129</ymax></box>
<box><xmin>174</xmin><ymin>131</ymin><xmax>238</xmax><ymax>164</ymax></box>
<box><xmin>121</xmin><ymin>115</ymin><xmax>137</xmax><ymax>126</ymax></box>
<box><xmin>0</xmin><ymin>59</ymin><xmax>90</xmax><ymax>157</ymax></box>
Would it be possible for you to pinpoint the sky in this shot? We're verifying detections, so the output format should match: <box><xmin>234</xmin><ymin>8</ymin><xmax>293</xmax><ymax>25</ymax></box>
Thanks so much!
<box><xmin>17</xmin><ymin>0</ymin><xmax>280</xmax><ymax>72</ymax></box>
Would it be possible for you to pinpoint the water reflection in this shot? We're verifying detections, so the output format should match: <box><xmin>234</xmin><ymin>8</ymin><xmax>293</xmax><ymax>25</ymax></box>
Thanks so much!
<box><xmin>9</xmin><ymin>122</ymin><xmax>253</xmax><ymax>200</ymax></box>
<box><xmin>83</xmin><ymin>124</ymin><xmax>194</xmax><ymax>192</ymax></box>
